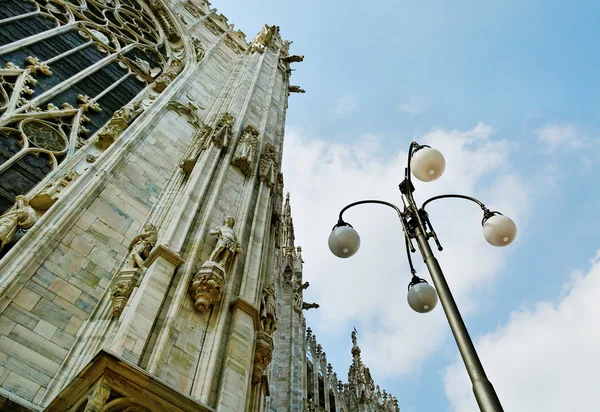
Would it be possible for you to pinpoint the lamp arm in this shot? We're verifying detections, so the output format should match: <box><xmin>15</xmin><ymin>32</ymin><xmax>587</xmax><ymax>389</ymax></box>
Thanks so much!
<box><xmin>338</xmin><ymin>200</ymin><xmax>403</xmax><ymax>221</ymax></box>
<box><xmin>337</xmin><ymin>199</ymin><xmax>416</xmax><ymax>252</ymax></box>
<box><xmin>421</xmin><ymin>194</ymin><xmax>488</xmax><ymax>212</ymax></box>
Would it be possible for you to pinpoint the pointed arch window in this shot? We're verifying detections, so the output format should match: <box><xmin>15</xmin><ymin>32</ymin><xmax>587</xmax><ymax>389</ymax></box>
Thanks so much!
<box><xmin>0</xmin><ymin>0</ymin><xmax>172</xmax><ymax>214</ymax></box>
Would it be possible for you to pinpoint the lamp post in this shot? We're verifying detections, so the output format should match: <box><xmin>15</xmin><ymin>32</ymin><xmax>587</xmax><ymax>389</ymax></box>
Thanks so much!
<box><xmin>328</xmin><ymin>142</ymin><xmax>516</xmax><ymax>412</ymax></box>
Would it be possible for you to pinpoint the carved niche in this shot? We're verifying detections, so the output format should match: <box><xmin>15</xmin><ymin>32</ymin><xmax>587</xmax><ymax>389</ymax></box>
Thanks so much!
<box><xmin>96</xmin><ymin>100</ymin><xmax>144</xmax><ymax>149</ymax></box>
<box><xmin>231</xmin><ymin>124</ymin><xmax>259</xmax><ymax>176</ymax></box>
<box><xmin>258</xmin><ymin>143</ymin><xmax>278</xmax><ymax>187</ymax></box>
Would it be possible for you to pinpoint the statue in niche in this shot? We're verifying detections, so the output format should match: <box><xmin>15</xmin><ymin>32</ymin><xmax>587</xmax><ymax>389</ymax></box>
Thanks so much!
<box><xmin>210</xmin><ymin>113</ymin><xmax>233</xmax><ymax>149</ymax></box>
<box><xmin>208</xmin><ymin>216</ymin><xmax>243</xmax><ymax>267</ymax></box>
<box><xmin>260</xmin><ymin>283</ymin><xmax>277</xmax><ymax>334</ymax></box>
<box><xmin>126</xmin><ymin>223</ymin><xmax>158</xmax><ymax>268</ymax></box>
<box><xmin>0</xmin><ymin>196</ymin><xmax>37</xmax><ymax>251</ymax></box>
<box><xmin>231</xmin><ymin>124</ymin><xmax>259</xmax><ymax>175</ymax></box>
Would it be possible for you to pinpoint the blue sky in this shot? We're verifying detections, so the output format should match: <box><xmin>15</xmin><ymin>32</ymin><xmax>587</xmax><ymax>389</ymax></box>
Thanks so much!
<box><xmin>217</xmin><ymin>1</ymin><xmax>600</xmax><ymax>410</ymax></box>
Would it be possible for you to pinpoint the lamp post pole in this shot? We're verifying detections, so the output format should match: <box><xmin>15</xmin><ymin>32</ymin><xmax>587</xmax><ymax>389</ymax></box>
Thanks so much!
<box><xmin>329</xmin><ymin>141</ymin><xmax>517</xmax><ymax>412</ymax></box>
<box><xmin>401</xmin><ymin>194</ymin><xmax>504</xmax><ymax>412</ymax></box>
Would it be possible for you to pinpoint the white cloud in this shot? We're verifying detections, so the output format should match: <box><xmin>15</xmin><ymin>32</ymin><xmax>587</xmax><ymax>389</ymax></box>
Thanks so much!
<box><xmin>331</xmin><ymin>94</ymin><xmax>358</xmax><ymax>116</ymax></box>
<box><xmin>444</xmin><ymin>250</ymin><xmax>600</xmax><ymax>412</ymax></box>
<box><xmin>282</xmin><ymin>122</ymin><xmax>531</xmax><ymax>378</ymax></box>
<box><xmin>398</xmin><ymin>96</ymin><xmax>427</xmax><ymax>115</ymax></box>
<box><xmin>535</xmin><ymin>123</ymin><xmax>586</xmax><ymax>151</ymax></box>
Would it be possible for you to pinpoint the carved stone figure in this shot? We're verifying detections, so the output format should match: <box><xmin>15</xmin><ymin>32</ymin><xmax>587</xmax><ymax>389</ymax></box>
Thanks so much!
<box><xmin>208</xmin><ymin>216</ymin><xmax>242</xmax><ymax>266</ymax></box>
<box><xmin>0</xmin><ymin>196</ymin><xmax>37</xmax><ymax>250</ymax></box>
<box><xmin>258</xmin><ymin>143</ymin><xmax>278</xmax><ymax>187</ymax></box>
<box><xmin>294</xmin><ymin>281</ymin><xmax>309</xmax><ymax>310</ymax></box>
<box><xmin>302</xmin><ymin>302</ymin><xmax>319</xmax><ymax>311</ymax></box>
<box><xmin>192</xmin><ymin>37</ymin><xmax>205</xmax><ymax>62</ymax></box>
<box><xmin>260</xmin><ymin>284</ymin><xmax>277</xmax><ymax>335</ymax></box>
<box><xmin>29</xmin><ymin>170</ymin><xmax>79</xmax><ymax>210</ymax></box>
<box><xmin>126</xmin><ymin>224</ymin><xmax>158</xmax><ymax>268</ymax></box>
<box><xmin>289</xmin><ymin>85</ymin><xmax>305</xmax><ymax>94</ymax></box>
<box><xmin>250</xmin><ymin>25</ymin><xmax>279</xmax><ymax>53</ymax></box>
<box><xmin>231</xmin><ymin>124</ymin><xmax>259</xmax><ymax>175</ymax></box>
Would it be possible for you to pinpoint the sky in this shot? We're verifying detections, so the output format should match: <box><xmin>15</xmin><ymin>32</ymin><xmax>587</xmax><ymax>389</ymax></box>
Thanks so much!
<box><xmin>215</xmin><ymin>1</ymin><xmax>600</xmax><ymax>411</ymax></box>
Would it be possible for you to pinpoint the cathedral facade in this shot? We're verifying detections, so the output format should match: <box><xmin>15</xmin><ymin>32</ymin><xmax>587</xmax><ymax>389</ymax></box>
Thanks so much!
<box><xmin>0</xmin><ymin>1</ymin><xmax>399</xmax><ymax>411</ymax></box>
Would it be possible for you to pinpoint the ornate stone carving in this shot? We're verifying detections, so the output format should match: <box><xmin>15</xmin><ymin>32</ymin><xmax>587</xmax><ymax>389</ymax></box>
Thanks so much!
<box><xmin>252</xmin><ymin>330</ymin><xmax>273</xmax><ymax>384</ymax></box>
<box><xmin>77</xmin><ymin>94</ymin><xmax>102</xmax><ymax>113</ymax></box>
<box><xmin>150</xmin><ymin>1</ymin><xmax>180</xmax><ymax>42</ymax></box>
<box><xmin>258</xmin><ymin>143</ymin><xmax>278</xmax><ymax>187</ymax></box>
<box><xmin>250</xmin><ymin>25</ymin><xmax>279</xmax><ymax>53</ymax></box>
<box><xmin>210</xmin><ymin>112</ymin><xmax>233</xmax><ymax>148</ymax></box>
<box><xmin>208</xmin><ymin>216</ymin><xmax>242</xmax><ymax>267</ymax></box>
<box><xmin>281</xmin><ymin>55</ymin><xmax>304</xmax><ymax>63</ymax></box>
<box><xmin>302</xmin><ymin>302</ymin><xmax>319</xmax><ymax>311</ymax></box>
<box><xmin>0</xmin><ymin>196</ymin><xmax>37</xmax><ymax>251</ymax></box>
<box><xmin>260</xmin><ymin>284</ymin><xmax>277</xmax><ymax>335</ymax></box>
<box><xmin>25</xmin><ymin>56</ymin><xmax>52</xmax><ymax>76</ymax></box>
<box><xmin>289</xmin><ymin>85</ymin><xmax>305</xmax><ymax>93</ymax></box>
<box><xmin>110</xmin><ymin>268</ymin><xmax>141</xmax><ymax>317</ymax></box>
<box><xmin>126</xmin><ymin>224</ymin><xmax>158</xmax><ymax>269</ymax></box>
<box><xmin>183</xmin><ymin>0</ymin><xmax>203</xmax><ymax>17</ymax></box>
<box><xmin>29</xmin><ymin>170</ymin><xmax>79</xmax><ymax>210</ymax></box>
<box><xmin>85</xmin><ymin>376</ymin><xmax>113</xmax><ymax>412</ymax></box>
<box><xmin>152</xmin><ymin>59</ymin><xmax>184</xmax><ymax>92</ymax></box>
<box><xmin>272</xmin><ymin>173</ymin><xmax>284</xmax><ymax>224</ymax></box>
<box><xmin>96</xmin><ymin>100</ymin><xmax>143</xmax><ymax>149</ymax></box>
<box><xmin>179</xmin><ymin>125</ymin><xmax>212</xmax><ymax>174</ymax></box>
<box><xmin>192</xmin><ymin>37</ymin><xmax>205</xmax><ymax>62</ymax></box>
<box><xmin>189</xmin><ymin>261</ymin><xmax>225</xmax><ymax>313</ymax></box>
<box><xmin>231</xmin><ymin>124</ymin><xmax>259</xmax><ymax>175</ymax></box>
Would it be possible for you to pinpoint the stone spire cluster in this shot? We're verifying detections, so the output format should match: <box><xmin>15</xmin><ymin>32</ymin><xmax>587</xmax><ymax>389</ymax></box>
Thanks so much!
<box><xmin>342</xmin><ymin>331</ymin><xmax>400</xmax><ymax>411</ymax></box>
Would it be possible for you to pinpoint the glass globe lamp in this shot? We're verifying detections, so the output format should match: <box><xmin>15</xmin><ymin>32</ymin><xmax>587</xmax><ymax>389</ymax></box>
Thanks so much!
<box><xmin>410</xmin><ymin>147</ymin><xmax>446</xmax><ymax>182</ymax></box>
<box><xmin>482</xmin><ymin>214</ymin><xmax>517</xmax><ymax>247</ymax></box>
<box><xmin>328</xmin><ymin>223</ymin><xmax>360</xmax><ymax>258</ymax></box>
<box><xmin>407</xmin><ymin>280</ymin><xmax>438</xmax><ymax>313</ymax></box>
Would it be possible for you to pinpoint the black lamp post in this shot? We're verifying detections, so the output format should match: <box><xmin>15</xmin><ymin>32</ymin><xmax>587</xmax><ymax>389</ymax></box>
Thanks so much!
<box><xmin>328</xmin><ymin>142</ymin><xmax>516</xmax><ymax>412</ymax></box>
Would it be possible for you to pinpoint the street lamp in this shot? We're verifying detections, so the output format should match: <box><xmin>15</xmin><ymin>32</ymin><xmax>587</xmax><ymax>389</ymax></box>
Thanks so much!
<box><xmin>328</xmin><ymin>141</ymin><xmax>516</xmax><ymax>412</ymax></box>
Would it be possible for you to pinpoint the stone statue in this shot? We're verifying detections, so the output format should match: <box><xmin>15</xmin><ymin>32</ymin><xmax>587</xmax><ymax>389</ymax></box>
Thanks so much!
<box><xmin>208</xmin><ymin>216</ymin><xmax>243</xmax><ymax>266</ymax></box>
<box><xmin>260</xmin><ymin>283</ymin><xmax>277</xmax><ymax>334</ymax></box>
<box><xmin>126</xmin><ymin>223</ymin><xmax>158</xmax><ymax>268</ymax></box>
<box><xmin>351</xmin><ymin>329</ymin><xmax>357</xmax><ymax>346</ymax></box>
<box><xmin>0</xmin><ymin>196</ymin><xmax>37</xmax><ymax>250</ymax></box>
<box><xmin>294</xmin><ymin>281</ymin><xmax>309</xmax><ymax>310</ymax></box>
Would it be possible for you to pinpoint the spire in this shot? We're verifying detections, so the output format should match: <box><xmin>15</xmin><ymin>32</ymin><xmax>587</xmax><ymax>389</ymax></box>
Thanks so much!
<box><xmin>281</xmin><ymin>192</ymin><xmax>295</xmax><ymax>252</ymax></box>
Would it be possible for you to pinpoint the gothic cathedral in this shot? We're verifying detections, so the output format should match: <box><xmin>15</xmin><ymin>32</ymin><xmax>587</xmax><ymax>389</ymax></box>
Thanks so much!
<box><xmin>0</xmin><ymin>1</ymin><xmax>399</xmax><ymax>411</ymax></box>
